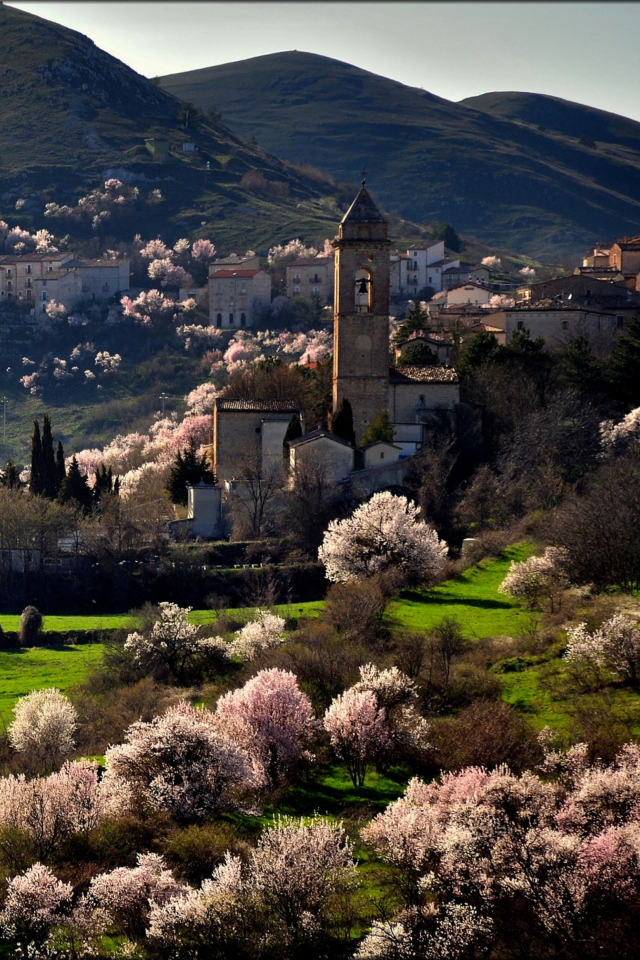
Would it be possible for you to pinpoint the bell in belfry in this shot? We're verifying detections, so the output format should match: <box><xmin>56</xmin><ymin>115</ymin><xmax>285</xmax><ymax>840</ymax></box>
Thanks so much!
<box><xmin>357</xmin><ymin>277</ymin><xmax>369</xmax><ymax>295</ymax></box>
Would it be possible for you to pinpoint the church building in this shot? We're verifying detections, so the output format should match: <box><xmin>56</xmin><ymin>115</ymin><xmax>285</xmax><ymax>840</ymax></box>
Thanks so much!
<box><xmin>211</xmin><ymin>180</ymin><xmax>459</xmax><ymax>487</ymax></box>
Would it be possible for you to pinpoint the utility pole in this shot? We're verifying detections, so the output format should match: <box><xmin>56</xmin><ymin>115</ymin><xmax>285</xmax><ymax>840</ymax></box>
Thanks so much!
<box><xmin>1</xmin><ymin>397</ymin><xmax>7</xmax><ymax>463</ymax></box>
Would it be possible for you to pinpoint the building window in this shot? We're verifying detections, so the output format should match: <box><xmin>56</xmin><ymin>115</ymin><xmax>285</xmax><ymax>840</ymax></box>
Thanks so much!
<box><xmin>47</xmin><ymin>265</ymin><xmax>53</xmax><ymax>272</ymax></box>
<box><xmin>26</xmin><ymin>278</ymin><xmax>31</xmax><ymax>288</ymax></box>
<box><xmin>562</xmin><ymin>320</ymin><xmax>569</xmax><ymax>330</ymax></box>
<box><xmin>6</xmin><ymin>269</ymin><xmax>11</xmax><ymax>278</ymax></box>
<box><xmin>216</xmin><ymin>313</ymin><xmax>222</xmax><ymax>327</ymax></box>
<box><xmin>294</xmin><ymin>286</ymin><xmax>300</xmax><ymax>294</ymax></box>
<box><xmin>42</xmin><ymin>292</ymin><xmax>47</xmax><ymax>300</ymax></box>
<box><xmin>26</xmin><ymin>289</ymin><xmax>32</xmax><ymax>301</ymax></box>
<box><xmin>42</xmin><ymin>280</ymin><xmax>47</xmax><ymax>287</ymax></box>
<box><xmin>294</xmin><ymin>273</ymin><xmax>300</xmax><ymax>283</ymax></box>
<box><xmin>42</xmin><ymin>303</ymin><xmax>47</xmax><ymax>312</ymax></box>
<box><xmin>103</xmin><ymin>283</ymin><xmax>109</xmax><ymax>292</ymax></box>
<box><xmin>517</xmin><ymin>321</ymin><xmax>524</xmax><ymax>330</ymax></box>
<box><xmin>6</xmin><ymin>281</ymin><xmax>11</xmax><ymax>291</ymax></box>
<box><xmin>26</xmin><ymin>264</ymin><xmax>31</xmax><ymax>274</ymax></box>
<box><xmin>312</xmin><ymin>286</ymin><xmax>319</xmax><ymax>296</ymax></box>
<box><xmin>229</xmin><ymin>313</ymin><xmax>234</xmax><ymax>324</ymax></box>
<box><xmin>240</xmin><ymin>313</ymin><xmax>246</xmax><ymax>327</ymax></box>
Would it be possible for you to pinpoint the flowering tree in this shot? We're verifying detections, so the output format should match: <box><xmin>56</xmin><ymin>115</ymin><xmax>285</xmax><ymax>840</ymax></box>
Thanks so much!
<box><xmin>481</xmin><ymin>256</ymin><xmax>502</xmax><ymax>269</ymax></box>
<box><xmin>353</xmin><ymin>664</ymin><xmax>431</xmax><ymax>755</ymax></box>
<box><xmin>499</xmin><ymin>546</ymin><xmax>570</xmax><ymax>611</ymax></box>
<box><xmin>140</xmin><ymin>239</ymin><xmax>172</xmax><ymax>260</ymax></box>
<box><xmin>8</xmin><ymin>687</ymin><xmax>77</xmax><ymax>770</ymax></box>
<box><xmin>0</xmin><ymin>863</ymin><xmax>73</xmax><ymax>950</ymax></box>
<box><xmin>162</xmin><ymin>264</ymin><xmax>194</xmax><ymax>288</ymax></box>
<box><xmin>361</xmin><ymin>744</ymin><xmax>640</xmax><ymax>959</ymax></box>
<box><xmin>104</xmin><ymin>701</ymin><xmax>257</xmax><ymax>821</ymax></box>
<box><xmin>249</xmin><ymin>816</ymin><xmax>358</xmax><ymax>940</ymax></box>
<box><xmin>565</xmin><ymin>613</ymin><xmax>640</xmax><ymax>684</ymax></box>
<box><xmin>268</xmin><ymin>238</ymin><xmax>317</xmax><ymax>265</ymax></box>
<box><xmin>124</xmin><ymin>602</ymin><xmax>219</xmax><ymax>682</ymax></box>
<box><xmin>324</xmin><ymin>689</ymin><xmax>389</xmax><ymax>786</ymax></box>
<box><xmin>0</xmin><ymin>760</ymin><xmax>128</xmax><ymax>858</ymax></box>
<box><xmin>185</xmin><ymin>382</ymin><xmax>219</xmax><ymax>415</ymax></box>
<box><xmin>222</xmin><ymin>610</ymin><xmax>287</xmax><ymax>662</ymax></box>
<box><xmin>148</xmin><ymin>817</ymin><xmax>357</xmax><ymax>954</ymax></box>
<box><xmin>318</xmin><ymin>491</ymin><xmax>448</xmax><ymax>583</ymax></box>
<box><xmin>84</xmin><ymin>853</ymin><xmax>185</xmax><ymax>938</ymax></box>
<box><xmin>600</xmin><ymin>406</ymin><xmax>640</xmax><ymax>455</ymax></box>
<box><xmin>519</xmin><ymin>266</ymin><xmax>536</xmax><ymax>277</ymax></box>
<box><xmin>482</xmin><ymin>293</ymin><xmax>516</xmax><ymax>309</ymax></box>
<box><xmin>214</xmin><ymin>668</ymin><xmax>316</xmax><ymax>785</ymax></box>
<box><xmin>191</xmin><ymin>238</ymin><xmax>216</xmax><ymax>262</ymax></box>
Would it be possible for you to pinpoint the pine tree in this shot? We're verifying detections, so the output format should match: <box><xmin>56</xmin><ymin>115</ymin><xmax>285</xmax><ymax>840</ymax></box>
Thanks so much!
<box><xmin>55</xmin><ymin>441</ymin><xmax>66</xmax><ymax>491</ymax></box>
<box><xmin>394</xmin><ymin>300</ymin><xmax>427</xmax><ymax>344</ymax></box>
<box><xmin>165</xmin><ymin>440</ymin><xmax>215</xmax><ymax>506</ymax></box>
<box><xmin>331</xmin><ymin>398</ymin><xmax>355</xmax><ymax>445</ymax></box>
<box><xmin>29</xmin><ymin>419</ymin><xmax>44</xmax><ymax>496</ymax></box>
<box><xmin>401</xmin><ymin>340</ymin><xmax>438</xmax><ymax>365</ymax></box>
<box><xmin>607</xmin><ymin>312</ymin><xmax>640</xmax><ymax>407</ymax></box>
<box><xmin>93</xmin><ymin>464</ymin><xmax>116</xmax><ymax>505</ymax></box>
<box><xmin>359</xmin><ymin>408</ymin><xmax>395</xmax><ymax>446</ymax></box>
<box><xmin>41</xmin><ymin>414</ymin><xmax>57</xmax><ymax>499</ymax></box>
<box><xmin>282</xmin><ymin>413</ymin><xmax>303</xmax><ymax>458</ymax></box>
<box><xmin>0</xmin><ymin>460</ymin><xmax>22</xmax><ymax>489</ymax></box>
<box><xmin>58</xmin><ymin>456</ymin><xmax>92</xmax><ymax>513</ymax></box>
<box><xmin>560</xmin><ymin>336</ymin><xmax>606</xmax><ymax>395</ymax></box>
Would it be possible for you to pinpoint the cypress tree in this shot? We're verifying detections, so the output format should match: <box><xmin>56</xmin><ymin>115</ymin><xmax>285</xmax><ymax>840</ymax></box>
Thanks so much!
<box><xmin>331</xmin><ymin>398</ymin><xmax>355</xmax><ymax>445</ymax></box>
<box><xmin>58</xmin><ymin>455</ymin><xmax>93</xmax><ymax>513</ymax></box>
<box><xmin>41</xmin><ymin>414</ymin><xmax>57</xmax><ymax>499</ymax></box>
<box><xmin>165</xmin><ymin>440</ymin><xmax>215</xmax><ymax>506</ymax></box>
<box><xmin>55</xmin><ymin>440</ymin><xmax>66</xmax><ymax>491</ymax></box>
<box><xmin>359</xmin><ymin>408</ymin><xmax>395</xmax><ymax>446</ymax></box>
<box><xmin>93</xmin><ymin>464</ymin><xmax>115</xmax><ymax>504</ymax></box>
<box><xmin>29</xmin><ymin>419</ymin><xmax>44</xmax><ymax>496</ymax></box>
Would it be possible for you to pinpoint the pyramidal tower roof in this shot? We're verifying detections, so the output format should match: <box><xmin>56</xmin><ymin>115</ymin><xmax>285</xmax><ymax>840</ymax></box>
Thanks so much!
<box><xmin>341</xmin><ymin>185</ymin><xmax>387</xmax><ymax>225</ymax></box>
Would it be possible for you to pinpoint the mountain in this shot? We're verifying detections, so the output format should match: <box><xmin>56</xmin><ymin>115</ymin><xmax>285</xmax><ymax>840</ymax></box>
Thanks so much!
<box><xmin>0</xmin><ymin>7</ymin><xmax>340</xmax><ymax>251</ymax></box>
<box><xmin>159</xmin><ymin>51</ymin><xmax>640</xmax><ymax>259</ymax></box>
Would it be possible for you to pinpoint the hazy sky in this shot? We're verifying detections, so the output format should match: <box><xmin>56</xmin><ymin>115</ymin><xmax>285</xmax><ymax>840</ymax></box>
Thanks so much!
<box><xmin>10</xmin><ymin>2</ymin><xmax>640</xmax><ymax>123</ymax></box>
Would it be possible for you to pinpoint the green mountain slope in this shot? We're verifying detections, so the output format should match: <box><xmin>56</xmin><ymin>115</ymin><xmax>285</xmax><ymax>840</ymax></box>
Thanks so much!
<box><xmin>159</xmin><ymin>51</ymin><xmax>640</xmax><ymax>259</ymax></box>
<box><xmin>0</xmin><ymin>7</ymin><xmax>339</xmax><ymax>251</ymax></box>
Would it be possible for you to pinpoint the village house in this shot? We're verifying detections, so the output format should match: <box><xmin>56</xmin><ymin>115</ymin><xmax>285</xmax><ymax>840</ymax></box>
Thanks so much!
<box><xmin>285</xmin><ymin>257</ymin><xmax>334</xmax><ymax>303</ymax></box>
<box><xmin>445</xmin><ymin>281</ymin><xmax>492</xmax><ymax>307</ymax></box>
<box><xmin>288</xmin><ymin>429</ymin><xmax>354</xmax><ymax>485</ymax></box>
<box><xmin>574</xmin><ymin>238</ymin><xmax>640</xmax><ymax>290</ymax></box>
<box><xmin>0</xmin><ymin>253</ymin><xmax>130</xmax><ymax>313</ymax></box>
<box><xmin>208</xmin><ymin>266</ymin><xmax>271</xmax><ymax>328</ymax></box>
<box><xmin>491</xmin><ymin>302</ymin><xmax>634</xmax><ymax>350</ymax></box>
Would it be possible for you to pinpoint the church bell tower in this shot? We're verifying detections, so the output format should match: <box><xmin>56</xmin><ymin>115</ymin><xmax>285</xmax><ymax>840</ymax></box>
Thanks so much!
<box><xmin>332</xmin><ymin>177</ymin><xmax>391</xmax><ymax>443</ymax></box>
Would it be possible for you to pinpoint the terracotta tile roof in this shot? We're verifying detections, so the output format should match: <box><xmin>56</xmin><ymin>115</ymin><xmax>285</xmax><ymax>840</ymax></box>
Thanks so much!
<box><xmin>290</xmin><ymin>429</ymin><xmax>353</xmax><ymax>448</ymax></box>
<box><xmin>215</xmin><ymin>398</ymin><xmax>300</xmax><ymax>412</ymax></box>
<box><xmin>390</xmin><ymin>366</ymin><xmax>459</xmax><ymax>383</ymax></box>
<box><xmin>286</xmin><ymin>258</ymin><xmax>333</xmax><ymax>267</ymax></box>
<box><xmin>210</xmin><ymin>269</ymin><xmax>261</xmax><ymax>278</ymax></box>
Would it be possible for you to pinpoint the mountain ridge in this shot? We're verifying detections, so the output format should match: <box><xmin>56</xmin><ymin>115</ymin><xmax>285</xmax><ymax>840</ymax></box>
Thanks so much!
<box><xmin>159</xmin><ymin>51</ymin><xmax>640</xmax><ymax>259</ymax></box>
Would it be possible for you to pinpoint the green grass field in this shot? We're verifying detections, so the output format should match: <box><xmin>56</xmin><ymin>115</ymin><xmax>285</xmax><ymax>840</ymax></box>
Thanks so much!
<box><xmin>389</xmin><ymin>543</ymin><xmax>533</xmax><ymax>638</ymax></box>
<box><xmin>0</xmin><ymin>645</ymin><xmax>104</xmax><ymax>726</ymax></box>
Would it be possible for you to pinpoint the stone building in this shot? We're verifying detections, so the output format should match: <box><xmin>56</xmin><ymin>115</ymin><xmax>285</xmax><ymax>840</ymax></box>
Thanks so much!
<box><xmin>212</xmin><ymin>398</ymin><xmax>303</xmax><ymax>482</ymax></box>
<box><xmin>0</xmin><ymin>253</ymin><xmax>130</xmax><ymax>313</ymax></box>
<box><xmin>286</xmin><ymin>257</ymin><xmax>334</xmax><ymax>303</ymax></box>
<box><xmin>208</xmin><ymin>266</ymin><xmax>271</xmax><ymax>329</ymax></box>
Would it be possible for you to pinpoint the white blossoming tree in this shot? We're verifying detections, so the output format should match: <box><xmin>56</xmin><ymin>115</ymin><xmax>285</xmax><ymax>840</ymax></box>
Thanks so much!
<box><xmin>124</xmin><ymin>602</ymin><xmax>222</xmax><ymax>682</ymax></box>
<box><xmin>8</xmin><ymin>688</ymin><xmax>77</xmax><ymax>771</ymax></box>
<box><xmin>498</xmin><ymin>546</ymin><xmax>570</xmax><ymax>612</ymax></box>
<box><xmin>318</xmin><ymin>491</ymin><xmax>447</xmax><ymax>583</ymax></box>
<box><xmin>219</xmin><ymin>609</ymin><xmax>287</xmax><ymax>662</ymax></box>
<box><xmin>565</xmin><ymin>613</ymin><xmax>640</xmax><ymax>685</ymax></box>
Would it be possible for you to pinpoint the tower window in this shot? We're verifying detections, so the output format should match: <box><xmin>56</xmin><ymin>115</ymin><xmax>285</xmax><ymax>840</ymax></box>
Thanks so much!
<box><xmin>216</xmin><ymin>313</ymin><xmax>222</xmax><ymax>327</ymax></box>
<box><xmin>240</xmin><ymin>313</ymin><xmax>246</xmax><ymax>327</ymax></box>
<box><xmin>229</xmin><ymin>313</ymin><xmax>234</xmax><ymax>324</ymax></box>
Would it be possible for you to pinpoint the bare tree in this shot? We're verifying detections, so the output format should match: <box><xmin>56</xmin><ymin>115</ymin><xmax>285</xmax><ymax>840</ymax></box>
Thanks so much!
<box><xmin>228</xmin><ymin>452</ymin><xmax>283</xmax><ymax>540</ymax></box>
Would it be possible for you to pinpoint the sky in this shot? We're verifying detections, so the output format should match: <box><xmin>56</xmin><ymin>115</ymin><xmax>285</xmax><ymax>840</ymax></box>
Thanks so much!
<box><xmin>9</xmin><ymin>1</ymin><xmax>640</xmax><ymax>123</ymax></box>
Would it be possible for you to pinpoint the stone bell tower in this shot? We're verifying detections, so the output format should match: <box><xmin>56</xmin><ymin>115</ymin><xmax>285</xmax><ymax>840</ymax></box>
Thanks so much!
<box><xmin>332</xmin><ymin>177</ymin><xmax>391</xmax><ymax>443</ymax></box>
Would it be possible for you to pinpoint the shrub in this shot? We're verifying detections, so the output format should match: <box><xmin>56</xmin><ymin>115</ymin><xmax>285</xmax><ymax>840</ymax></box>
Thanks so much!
<box><xmin>19</xmin><ymin>605</ymin><xmax>42</xmax><ymax>646</ymax></box>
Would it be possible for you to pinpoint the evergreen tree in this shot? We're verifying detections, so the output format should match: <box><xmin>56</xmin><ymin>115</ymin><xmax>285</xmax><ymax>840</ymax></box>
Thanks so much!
<box><xmin>331</xmin><ymin>398</ymin><xmax>355</xmax><ymax>445</ymax></box>
<box><xmin>165</xmin><ymin>440</ymin><xmax>215</xmax><ymax>506</ymax></box>
<box><xmin>560</xmin><ymin>336</ymin><xmax>606</xmax><ymax>396</ymax></box>
<box><xmin>359</xmin><ymin>408</ymin><xmax>395</xmax><ymax>446</ymax></box>
<box><xmin>394</xmin><ymin>300</ymin><xmax>427</xmax><ymax>343</ymax></box>
<box><xmin>29</xmin><ymin>419</ymin><xmax>44</xmax><ymax>496</ymax></box>
<box><xmin>401</xmin><ymin>340</ymin><xmax>438</xmax><ymax>365</ymax></box>
<box><xmin>58</xmin><ymin>456</ymin><xmax>93</xmax><ymax>513</ymax></box>
<box><xmin>457</xmin><ymin>331</ymin><xmax>500</xmax><ymax>378</ymax></box>
<box><xmin>433</xmin><ymin>222</ymin><xmax>463</xmax><ymax>252</ymax></box>
<box><xmin>55</xmin><ymin>441</ymin><xmax>66</xmax><ymax>490</ymax></box>
<box><xmin>0</xmin><ymin>460</ymin><xmax>22</xmax><ymax>489</ymax></box>
<box><xmin>282</xmin><ymin>413</ymin><xmax>303</xmax><ymax>458</ymax></box>
<box><xmin>93</xmin><ymin>464</ymin><xmax>117</xmax><ymax>505</ymax></box>
<box><xmin>41</xmin><ymin>414</ymin><xmax>58</xmax><ymax>499</ymax></box>
<box><xmin>607</xmin><ymin>312</ymin><xmax>640</xmax><ymax>408</ymax></box>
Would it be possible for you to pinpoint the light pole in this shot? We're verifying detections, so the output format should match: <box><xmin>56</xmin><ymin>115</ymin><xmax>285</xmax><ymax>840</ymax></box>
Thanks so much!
<box><xmin>159</xmin><ymin>392</ymin><xmax>169</xmax><ymax>416</ymax></box>
<box><xmin>1</xmin><ymin>396</ymin><xmax>7</xmax><ymax>463</ymax></box>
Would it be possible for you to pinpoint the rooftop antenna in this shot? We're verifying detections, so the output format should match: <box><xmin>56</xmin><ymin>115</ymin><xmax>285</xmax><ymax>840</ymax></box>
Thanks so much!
<box><xmin>361</xmin><ymin>166</ymin><xmax>366</xmax><ymax>187</ymax></box>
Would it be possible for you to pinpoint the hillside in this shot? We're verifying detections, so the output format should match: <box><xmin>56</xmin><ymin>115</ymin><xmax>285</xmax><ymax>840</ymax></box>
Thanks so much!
<box><xmin>159</xmin><ymin>51</ymin><xmax>640</xmax><ymax>259</ymax></box>
<box><xmin>0</xmin><ymin>6</ymin><xmax>340</xmax><ymax>252</ymax></box>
